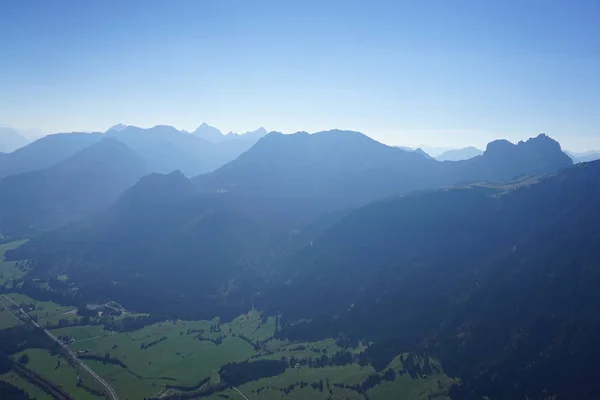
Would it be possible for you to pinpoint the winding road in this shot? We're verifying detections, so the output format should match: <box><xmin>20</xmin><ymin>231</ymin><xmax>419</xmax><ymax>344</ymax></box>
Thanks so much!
<box><xmin>1</xmin><ymin>294</ymin><xmax>119</xmax><ymax>400</ymax></box>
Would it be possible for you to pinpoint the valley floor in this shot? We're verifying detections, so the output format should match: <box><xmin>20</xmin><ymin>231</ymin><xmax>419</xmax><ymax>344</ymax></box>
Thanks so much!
<box><xmin>0</xmin><ymin>240</ymin><xmax>456</xmax><ymax>400</ymax></box>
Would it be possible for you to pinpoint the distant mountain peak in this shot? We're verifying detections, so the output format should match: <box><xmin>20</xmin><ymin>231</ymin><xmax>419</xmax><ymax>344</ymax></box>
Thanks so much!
<box><xmin>486</xmin><ymin>134</ymin><xmax>564</xmax><ymax>156</ymax></box>
<box><xmin>192</xmin><ymin>122</ymin><xmax>224</xmax><ymax>143</ymax></box>
<box><xmin>436</xmin><ymin>146</ymin><xmax>484</xmax><ymax>161</ymax></box>
<box><xmin>520</xmin><ymin>133</ymin><xmax>563</xmax><ymax>150</ymax></box>
<box><xmin>0</xmin><ymin>127</ymin><xmax>29</xmax><ymax>153</ymax></box>
<box><xmin>413</xmin><ymin>148</ymin><xmax>434</xmax><ymax>160</ymax></box>
<box><xmin>225</xmin><ymin>127</ymin><xmax>269</xmax><ymax>139</ymax></box>
<box><xmin>106</xmin><ymin>123</ymin><xmax>128</xmax><ymax>133</ymax></box>
<box><xmin>251</xmin><ymin>127</ymin><xmax>267</xmax><ymax>135</ymax></box>
<box><xmin>485</xmin><ymin>139</ymin><xmax>513</xmax><ymax>153</ymax></box>
<box><xmin>119</xmin><ymin>169</ymin><xmax>196</xmax><ymax>206</ymax></box>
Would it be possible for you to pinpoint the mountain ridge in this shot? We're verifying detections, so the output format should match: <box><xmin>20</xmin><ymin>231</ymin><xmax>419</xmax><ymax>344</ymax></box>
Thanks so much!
<box><xmin>0</xmin><ymin>137</ymin><xmax>146</xmax><ymax>236</ymax></box>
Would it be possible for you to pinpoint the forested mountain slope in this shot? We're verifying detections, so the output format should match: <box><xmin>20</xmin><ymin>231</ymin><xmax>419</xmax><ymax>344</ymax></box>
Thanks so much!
<box><xmin>260</xmin><ymin>160</ymin><xmax>600</xmax><ymax>400</ymax></box>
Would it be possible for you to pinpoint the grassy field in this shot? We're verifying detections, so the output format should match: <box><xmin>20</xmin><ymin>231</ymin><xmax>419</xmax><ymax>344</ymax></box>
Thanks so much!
<box><xmin>13</xmin><ymin>348</ymin><xmax>104</xmax><ymax>400</ymax></box>
<box><xmin>0</xmin><ymin>240</ymin><xmax>29</xmax><ymax>288</ymax></box>
<box><xmin>2</xmin><ymin>297</ymin><xmax>455</xmax><ymax>400</ymax></box>
<box><xmin>203</xmin><ymin>362</ymin><xmax>454</xmax><ymax>400</ymax></box>
<box><xmin>4</xmin><ymin>292</ymin><xmax>79</xmax><ymax>327</ymax></box>
<box><xmin>367</xmin><ymin>373</ymin><xmax>456</xmax><ymax>400</ymax></box>
<box><xmin>51</xmin><ymin>324</ymin><xmax>110</xmax><ymax>342</ymax></box>
<box><xmin>0</xmin><ymin>303</ymin><xmax>22</xmax><ymax>329</ymax></box>
<box><xmin>52</xmin><ymin>310</ymin><xmax>454</xmax><ymax>399</ymax></box>
<box><xmin>66</xmin><ymin>319</ymin><xmax>258</xmax><ymax>399</ymax></box>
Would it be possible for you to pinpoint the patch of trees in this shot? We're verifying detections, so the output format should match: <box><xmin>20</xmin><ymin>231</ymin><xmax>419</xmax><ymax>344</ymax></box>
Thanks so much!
<box><xmin>219</xmin><ymin>360</ymin><xmax>287</xmax><ymax>387</ymax></box>
<box><xmin>278</xmin><ymin>380</ymin><xmax>311</xmax><ymax>394</ymax></box>
<box><xmin>0</xmin><ymin>325</ymin><xmax>56</xmax><ymax>373</ymax></box>
<box><xmin>104</xmin><ymin>314</ymin><xmax>165</xmax><ymax>332</ymax></box>
<box><xmin>194</xmin><ymin>334</ymin><xmax>223</xmax><ymax>345</ymax></box>
<box><xmin>236</xmin><ymin>334</ymin><xmax>261</xmax><ymax>351</ymax></box>
<box><xmin>76</xmin><ymin>380</ymin><xmax>105</xmax><ymax>397</ymax></box>
<box><xmin>286</xmin><ymin>350</ymin><xmax>356</xmax><ymax>369</ymax></box>
<box><xmin>140</xmin><ymin>336</ymin><xmax>167</xmax><ymax>350</ymax></box>
<box><xmin>79</xmin><ymin>353</ymin><xmax>127</xmax><ymax>368</ymax></box>
<box><xmin>332</xmin><ymin>369</ymin><xmax>397</xmax><ymax>395</ymax></box>
<box><xmin>0</xmin><ymin>380</ymin><xmax>32</xmax><ymax>399</ymax></box>
<box><xmin>14</xmin><ymin>279</ymin><xmax>78</xmax><ymax>308</ymax></box>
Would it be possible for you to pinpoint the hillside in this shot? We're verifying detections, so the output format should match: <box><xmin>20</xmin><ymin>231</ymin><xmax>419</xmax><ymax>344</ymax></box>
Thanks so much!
<box><xmin>0</xmin><ymin>132</ymin><xmax>102</xmax><ymax>179</ymax></box>
<box><xmin>9</xmin><ymin>132</ymin><xmax>575</xmax><ymax>315</ymax></box>
<box><xmin>0</xmin><ymin>138</ymin><xmax>146</xmax><ymax>236</ymax></box>
<box><xmin>258</xmin><ymin>160</ymin><xmax>600</xmax><ymax>400</ymax></box>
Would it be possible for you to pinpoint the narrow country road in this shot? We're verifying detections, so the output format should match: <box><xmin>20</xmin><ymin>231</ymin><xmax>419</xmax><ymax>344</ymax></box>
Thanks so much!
<box><xmin>1</xmin><ymin>294</ymin><xmax>119</xmax><ymax>400</ymax></box>
<box><xmin>233</xmin><ymin>386</ymin><xmax>251</xmax><ymax>400</ymax></box>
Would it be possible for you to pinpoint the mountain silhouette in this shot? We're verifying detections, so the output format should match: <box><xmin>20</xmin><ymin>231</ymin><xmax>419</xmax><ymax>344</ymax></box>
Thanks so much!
<box><xmin>195</xmin><ymin>130</ymin><xmax>572</xmax><ymax>210</ymax></box>
<box><xmin>435</xmin><ymin>146</ymin><xmax>483</xmax><ymax>161</ymax></box>
<box><xmin>0</xmin><ymin>132</ymin><xmax>102</xmax><ymax>179</ymax></box>
<box><xmin>0</xmin><ymin>127</ymin><xmax>29</xmax><ymax>153</ymax></box>
<box><xmin>191</xmin><ymin>122</ymin><xmax>225</xmax><ymax>142</ymax></box>
<box><xmin>449</xmin><ymin>134</ymin><xmax>573</xmax><ymax>183</ymax></box>
<box><xmin>0</xmin><ymin>138</ymin><xmax>146</xmax><ymax>236</ymax></box>
<box><xmin>567</xmin><ymin>150</ymin><xmax>600</xmax><ymax>164</ymax></box>
<box><xmin>105</xmin><ymin>124</ymin><xmax>267</xmax><ymax>176</ymax></box>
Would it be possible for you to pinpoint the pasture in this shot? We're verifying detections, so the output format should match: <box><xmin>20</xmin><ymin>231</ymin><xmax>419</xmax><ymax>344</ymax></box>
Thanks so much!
<box><xmin>0</xmin><ymin>240</ymin><xmax>29</xmax><ymax>288</ymax></box>
<box><xmin>13</xmin><ymin>348</ymin><xmax>104</xmax><ymax>400</ymax></box>
<box><xmin>4</xmin><ymin>292</ymin><xmax>79</xmax><ymax>326</ymax></box>
<box><xmin>0</xmin><ymin>304</ymin><xmax>22</xmax><ymax>329</ymax></box>
<box><xmin>7</xmin><ymin>307</ymin><xmax>455</xmax><ymax>400</ymax></box>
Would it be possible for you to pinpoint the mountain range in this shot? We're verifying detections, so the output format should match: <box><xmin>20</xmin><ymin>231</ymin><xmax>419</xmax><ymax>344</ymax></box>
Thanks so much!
<box><xmin>567</xmin><ymin>150</ymin><xmax>600</xmax><ymax>164</ymax></box>
<box><xmin>195</xmin><ymin>131</ymin><xmax>572</xmax><ymax>209</ymax></box>
<box><xmin>0</xmin><ymin>138</ymin><xmax>146</xmax><ymax>237</ymax></box>
<box><xmin>0</xmin><ymin>129</ymin><xmax>573</xmax><ymax>238</ymax></box>
<box><xmin>2</xmin><ymin>126</ymin><xmax>597</xmax><ymax>399</ymax></box>
<box><xmin>0</xmin><ymin>132</ymin><xmax>102</xmax><ymax>179</ymax></box>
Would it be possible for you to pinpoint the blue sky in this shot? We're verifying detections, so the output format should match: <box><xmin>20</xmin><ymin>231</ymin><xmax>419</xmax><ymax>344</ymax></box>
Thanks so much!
<box><xmin>1</xmin><ymin>0</ymin><xmax>599</xmax><ymax>150</ymax></box>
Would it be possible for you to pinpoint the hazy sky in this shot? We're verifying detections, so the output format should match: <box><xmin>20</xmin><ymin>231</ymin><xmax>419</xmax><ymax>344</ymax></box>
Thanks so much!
<box><xmin>1</xmin><ymin>0</ymin><xmax>599</xmax><ymax>151</ymax></box>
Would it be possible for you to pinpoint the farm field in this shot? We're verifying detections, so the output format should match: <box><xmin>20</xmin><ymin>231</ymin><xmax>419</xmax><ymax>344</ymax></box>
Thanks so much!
<box><xmin>0</xmin><ymin>250</ymin><xmax>455</xmax><ymax>400</ymax></box>
<box><xmin>0</xmin><ymin>240</ymin><xmax>29</xmax><ymax>288</ymax></box>
<box><xmin>203</xmin><ymin>361</ymin><xmax>455</xmax><ymax>400</ymax></box>
<box><xmin>12</xmin><ymin>348</ymin><xmax>104</xmax><ymax>400</ymax></box>
<box><xmin>43</xmin><ymin>310</ymin><xmax>454</xmax><ymax>399</ymax></box>
<box><xmin>0</xmin><ymin>304</ymin><xmax>22</xmax><ymax>329</ymax></box>
<box><xmin>67</xmin><ymin>319</ymin><xmax>258</xmax><ymax>397</ymax></box>
<box><xmin>1</xmin><ymin>307</ymin><xmax>456</xmax><ymax>400</ymax></box>
<box><xmin>3</xmin><ymin>292</ymin><xmax>79</xmax><ymax>327</ymax></box>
